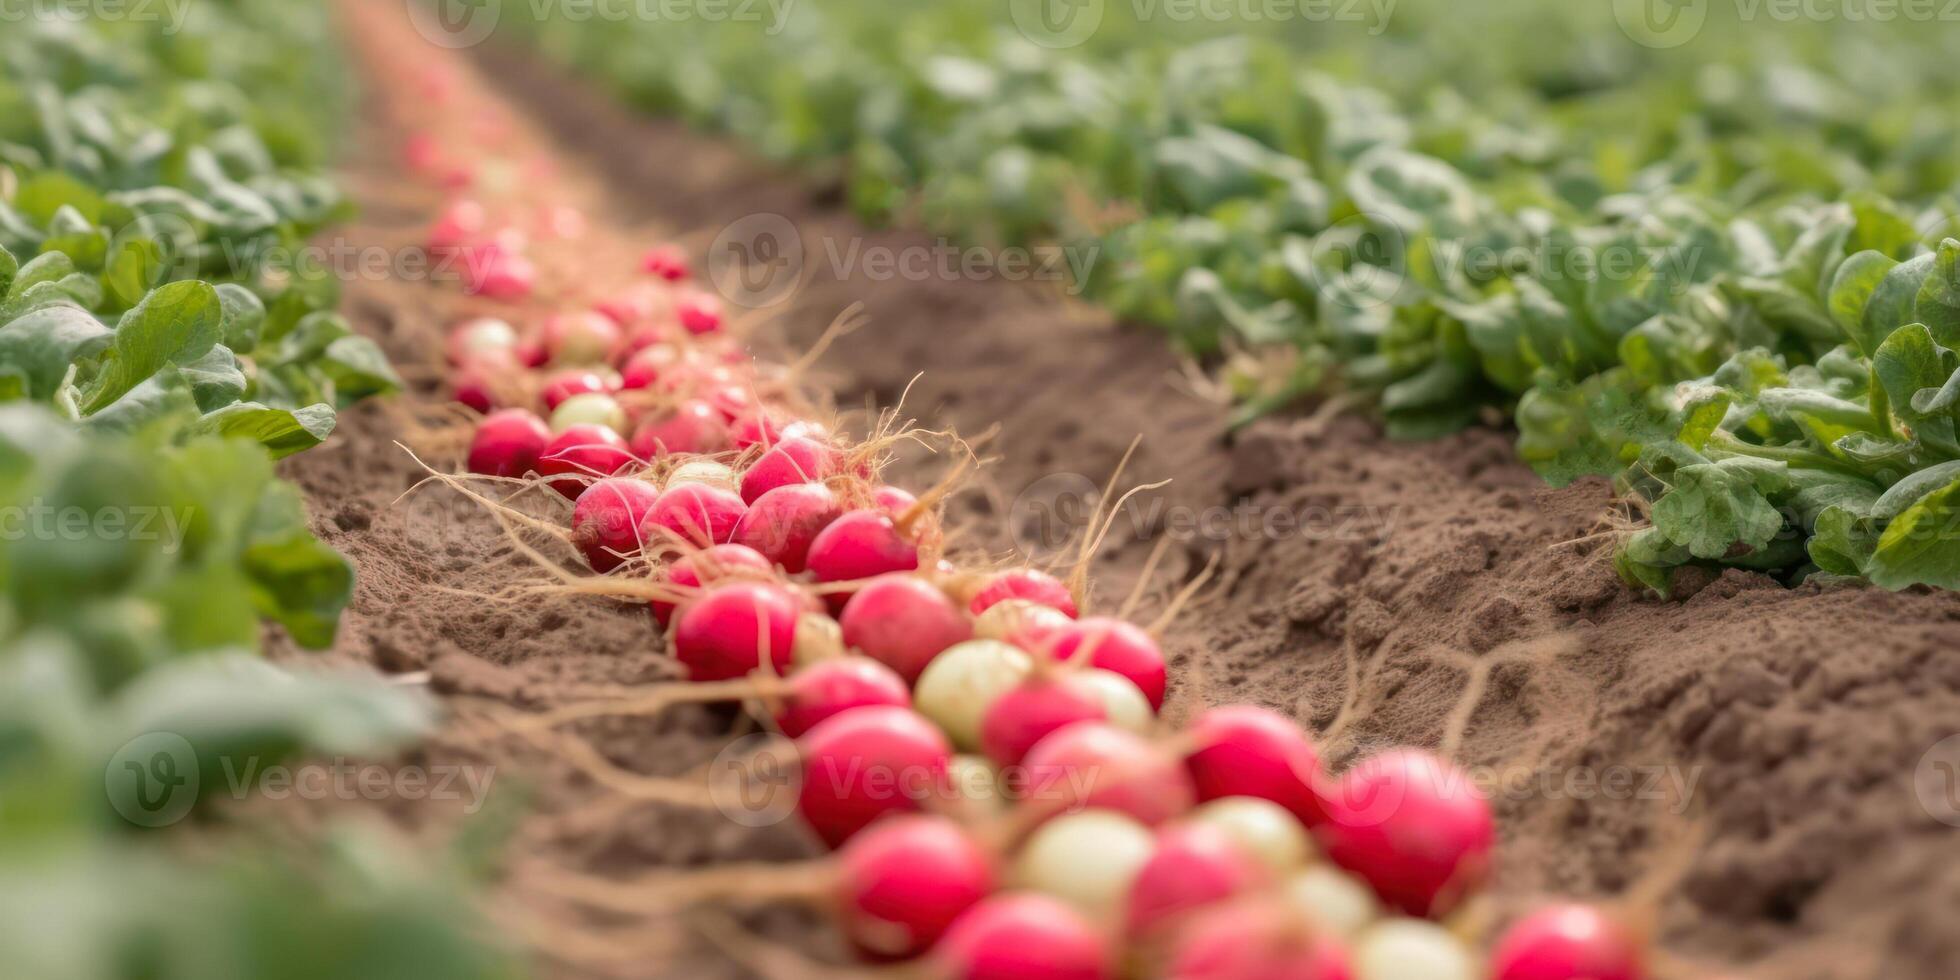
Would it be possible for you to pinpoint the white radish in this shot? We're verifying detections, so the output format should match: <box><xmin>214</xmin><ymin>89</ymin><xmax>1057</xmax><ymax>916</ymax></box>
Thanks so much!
<box><xmin>1352</xmin><ymin>919</ymin><xmax>1478</xmax><ymax>980</ymax></box>
<box><xmin>1190</xmin><ymin>796</ymin><xmax>1312</xmax><ymax>874</ymax></box>
<box><xmin>913</xmin><ymin>640</ymin><xmax>1030</xmax><ymax>751</ymax></box>
<box><xmin>1011</xmin><ymin>810</ymin><xmax>1157</xmax><ymax>919</ymax></box>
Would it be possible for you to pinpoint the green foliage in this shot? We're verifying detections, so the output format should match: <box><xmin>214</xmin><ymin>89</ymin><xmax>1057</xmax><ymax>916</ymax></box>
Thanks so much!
<box><xmin>507</xmin><ymin>0</ymin><xmax>1960</xmax><ymax>592</ymax></box>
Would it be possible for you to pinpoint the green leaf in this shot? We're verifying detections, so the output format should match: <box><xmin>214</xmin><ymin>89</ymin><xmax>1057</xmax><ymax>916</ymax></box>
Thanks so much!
<box><xmin>1861</xmin><ymin>252</ymin><xmax>1933</xmax><ymax>352</ymax></box>
<box><xmin>1827</xmin><ymin>250</ymin><xmax>1897</xmax><ymax>355</ymax></box>
<box><xmin>190</xmin><ymin>402</ymin><xmax>336</xmax><ymax>458</ymax></box>
<box><xmin>0</xmin><ymin>243</ymin><xmax>17</xmax><ymax>295</ymax></box>
<box><xmin>0</xmin><ymin>305</ymin><xmax>111</xmax><ymax>400</ymax></box>
<box><xmin>179</xmin><ymin>346</ymin><xmax>248</xmax><ymax>413</ymax></box>
<box><xmin>241</xmin><ymin>485</ymin><xmax>355</xmax><ymax>648</ymax></box>
<box><xmin>13</xmin><ymin>172</ymin><xmax>104</xmax><ymax>227</ymax></box>
<box><xmin>1914</xmin><ymin>238</ymin><xmax>1960</xmax><ymax>347</ymax></box>
<box><xmin>81</xmin><ymin>371</ymin><xmax>200</xmax><ymax>436</ymax></box>
<box><xmin>212</xmin><ymin>283</ymin><xmax>265</xmax><ymax>352</ymax></box>
<box><xmin>79</xmin><ymin>281</ymin><xmax>223</xmax><ymax>414</ymax></box>
<box><xmin>1649</xmin><ymin>454</ymin><xmax>1790</xmax><ymax>560</ymax></box>
<box><xmin>320</xmin><ymin>335</ymin><xmax>401</xmax><ymax>406</ymax></box>
<box><xmin>1867</xmin><ymin>475</ymin><xmax>1960</xmax><ymax>590</ymax></box>
<box><xmin>100</xmin><ymin>234</ymin><xmax>163</xmax><ymax>310</ymax></box>
<box><xmin>1871</xmin><ymin>460</ymin><xmax>1960</xmax><ymax>521</ymax></box>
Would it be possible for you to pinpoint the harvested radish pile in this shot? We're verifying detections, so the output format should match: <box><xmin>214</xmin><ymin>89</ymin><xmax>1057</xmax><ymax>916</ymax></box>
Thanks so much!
<box><xmin>14</xmin><ymin>1</ymin><xmax>1960</xmax><ymax>978</ymax></box>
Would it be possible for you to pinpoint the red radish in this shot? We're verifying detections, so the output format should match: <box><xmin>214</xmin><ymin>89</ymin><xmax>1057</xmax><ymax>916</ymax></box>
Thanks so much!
<box><xmin>569</xmin><ymin>477</ymin><xmax>661</xmax><ymax>572</ymax></box>
<box><xmin>839</xmin><ymin>574</ymin><xmax>974</xmax><ymax>684</ymax></box>
<box><xmin>806</xmin><ymin>509</ymin><xmax>921</xmax><ymax>603</ymax></box>
<box><xmin>672</xmin><ymin>581</ymin><xmax>799</xmax><ymax>682</ymax></box>
<box><xmin>595</xmin><ymin>282</ymin><xmax>670</xmax><ymax>329</ymax></box>
<box><xmin>537</xmin><ymin>423</ymin><xmax>634</xmax><ymax>499</ymax></box>
<box><xmin>796</xmin><ymin>705</ymin><xmax>951</xmax><ymax>847</ymax></box>
<box><xmin>1125</xmin><ymin>822</ymin><xmax>1267</xmax><ymax>938</ymax></box>
<box><xmin>733</xmin><ymin>482</ymin><xmax>844</xmax><ymax>573</ymax></box>
<box><xmin>543</xmin><ymin>310</ymin><xmax>624</xmax><ymax>365</ymax></box>
<box><xmin>643</xmin><ymin>481</ymin><xmax>747</xmax><ymax>551</ymax></box>
<box><xmin>440</xmin><ymin>165</ymin><xmax>475</xmax><ymax>190</ymax></box>
<box><xmin>1046</xmin><ymin>618</ymin><xmax>1168</xmax><ymax>710</ymax></box>
<box><xmin>701</xmin><ymin>381</ymin><xmax>755</xmax><ymax>421</ymax></box>
<box><xmin>980</xmin><ymin>675</ymin><xmax>1107</xmax><ymax>767</ymax></box>
<box><xmin>1488</xmin><ymin>904</ymin><xmax>1645</xmax><ymax>980</ymax></box>
<box><xmin>1169</xmin><ymin>902</ymin><xmax>1354</xmax><ymax>980</ymax></box>
<box><xmin>630</xmin><ymin>400</ymin><xmax>730</xmax><ymax>459</ymax></box>
<box><xmin>619</xmin><ymin>345</ymin><xmax>683</xmax><ymax>390</ymax></box>
<box><xmin>450</xmin><ymin>360</ymin><xmax>504</xmax><ymax>414</ymax></box>
<box><xmin>650</xmin><ymin>543</ymin><xmax>773</xmax><ymax>627</ymax></box>
<box><xmin>460</xmin><ymin>241</ymin><xmax>535</xmax><ymax>300</ymax></box>
<box><xmin>541</xmin><ymin>369</ymin><xmax>613</xmax><ymax>410</ymax></box>
<box><xmin>973</xmin><ymin>599</ymin><xmax>1074</xmax><ymax>654</ymax></box>
<box><xmin>642</xmin><ymin>244</ymin><xmax>691</xmax><ymax>281</ymax></box>
<box><xmin>776</xmin><ymin>657</ymin><xmax>913</xmax><ymax>738</ymax></box>
<box><xmin>678</xmin><ymin>291</ymin><xmax>724</xmax><ymax>334</ymax></box>
<box><xmin>932</xmin><ymin>893</ymin><xmax>1109</xmax><ymax>980</ymax></box>
<box><xmin>739</xmin><ymin>436</ymin><xmax>835</xmax><ymax>503</ymax></box>
<box><xmin>445</xmin><ymin>316</ymin><xmax>518</xmax><ymax>364</ymax></box>
<box><xmin>872</xmin><ymin>485</ymin><xmax>918</xmax><ymax>516</ymax></box>
<box><xmin>467</xmin><ymin>409</ymin><xmax>551</xmax><ymax>477</ymax></box>
<box><xmin>834</xmin><ymin>815</ymin><xmax>996</xmax><ymax>960</ymax></box>
<box><xmin>516</xmin><ymin>335</ymin><xmax>549</xmax><ymax>367</ymax></box>
<box><xmin>404</xmin><ymin>132</ymin><xmax>443</xmax><ymax>175</ymax></box>
<box><xmin>729</xmin><ymin>411</ymin><xmax>828</xmax><ymax>450</ymax></box>
<box><xmin>549</xmin><ymin>392</ymin><xmax>626</xmax><ymax>434</ymax></box>
<box><xmin>970</xmin><ymin>569</ymin><xmax>1077</xmax><ymax>618</ymax></box>
<box><xmin>1316</xmin><ymin>749</ymin><xmax>1493</xmax><ymax>918</ymax></box>
<box><xmin>426</xmin><ymin>198</ymin><xmax>486</xmax><ymax>255</ymax></box>
<box><xmin>1184</xmin><ymin>705</ymin><xmax>1327</xmax><ymax>828</ymax></box>
<box><xmin>1017</xmin><ymin>723</ymin><xmax>1194</xmax><ymax>826</ymax></box>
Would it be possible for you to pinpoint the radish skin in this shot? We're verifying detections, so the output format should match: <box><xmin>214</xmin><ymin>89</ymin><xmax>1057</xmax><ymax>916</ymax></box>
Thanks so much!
<box><xmin>979</xmin><ymin>675</ymin><xmax>1107</xmax><ymax>767</ymax></box>
<box><xmin>1189</xmin><ymin>796</ymin><xmax>1313</xmax><ymax>874</ymax></box>
<box><xmin>1316</xmin><ymin>750</ymin><xmax>1493</xmax><ymax>919</ymax></box>
<box><xmin>838</xmin><ymin>574</ymin><xmax>974</xmax><ymax>684</ymax></box>
<box><xmin>1011</xmin><ymin>810</ymin><xmax>1156</xmax><ymax>919</ymax></box>
<box><xmin>1170</xmin><ymin>902</ymin><xmax>1355</xmax><ymax>980</ymax></box>
<box><xmin>1046</xmin><ymin>618</ymin><xmax>1167</xmax><ymax>710</ymax></box>
<box><xmin>1487</xmin><ymin>904</ymin><xmax>1645</xmax><ymax>980</ymax></box>
<box><xmin>806</xmin><ymin>509</ymin><xmax>921</xmax><ymax>603</ymax></box>
<box><xmin>1184</xmin><ymin>705</ymin><xmax>1327</xmax><ymax>828</ymax></box>
<box><xmin>833</xmin><ymin>815</ymin><xmax>995</xmax><ymax>960</ymax></box>
<box><xmin>649</xmin><ymin>543</ymin><xmax>773</xmax><ymax>627</ymax></box>
<box><xmin>739</xmin><ymin>435</ymin><xmax>835</xmax><ymax>503</ymax></box>
<box><xmin>630</xmin><ymin>399</ymin><xmax>730</xmax><ymax>459</ymax></box>
<box><xmin>1351</xmin><ymin>919</ymin><xmax>1476</xmax><ymax>980</ymax></box>
<box><xmin>467</xmin><ymin>409</ymin><xmax>551</xmax><ymax>478</ymax></box>
<box><xmin>775</xmin><ymin>657</ymin><xmax>912</xmax><ymax>738</ymax></box>
<box><xmin>912</xmin><ymin>640</ymin><xmax>1031</xmax><ymax>751</ymax></box>
<box><xmin>1283</xmin><ymin>867</ymin><xmax>1380</xmax><ymax>939</ymax></box>
<box><xmin>1017</xmin><ymin>722</ymin><xmax>1194</xmax><ymax>827</ymax></box>
<box><xmin>665</xmin><ymin>459</ymin><xmax>739</xmax><ymax>494</ymax></box>
<box><xmin>569</xmin><ymin>477</ymin><xmax>662</xmax><ymax>572</ymax></box>
<box><xmin>733</xmin><ymin>482</ymin><xmax>845</xmax><ymax>573</ymax></box>
<box><xmin>543</xmin><ymin>310</ymin><xmax>623</xmax><ymax>365</ymax></box>
<box><xmin>644</xmin><ymin>481</ymin><xmax>748</xmax><ymax>551</ymax></box>
<box><xmin>796</xmin><ymin>706</ymin><xmax>952</xmax><ymax>847</ymax></box>
<box><xmin>1124</xmin><ymin>821</ymin><xmax>1266</xmax><ymax>938</ymax></box>
<box><xmin>1069</xmin><ymin>668</ymin><xmax>1154</xmax><ymax>734</ymax></box>
<box><xmin>445</xmin><ymin>316</ymin><xmax>517</xmax><ymax>364</ymax></box>
<box><xmin>537</xmin><ymin>423</ymin><xmax>634</xmax><ymax>499</ymax></box>
<box><xmin>672</xmin><ymin>581</ymin><xmax>799</xmax><ymax>682</ymax></box>
<box><xmin>541</xmin><ymin>369</ymin><xmax>612</xmax><ymax>410</ymax></box>
<box><xmin>549</xmin><ymin>391</ymin><xmax>626</xmax><ymax>434</ymax></box>
<box><xmin>932</xmin><ymin>894</ymin><xmax>1109</xmax><ymax>980</ymax></box>
<box><xmin>970</xmin><ymin>569</ymin><xmax>1078</xmax><ymax>618</ymax></box>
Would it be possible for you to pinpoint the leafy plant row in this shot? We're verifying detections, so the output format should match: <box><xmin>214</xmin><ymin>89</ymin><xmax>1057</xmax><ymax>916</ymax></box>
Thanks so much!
<box><xmin>0</xmin><ymin>4</ymin><xmax>513</xmax><ymax>975</ymax></box>
<box><xmin>505</xmin><ymin>1</ymin><xmax>1960</xmax><ymax>592</ymax></box>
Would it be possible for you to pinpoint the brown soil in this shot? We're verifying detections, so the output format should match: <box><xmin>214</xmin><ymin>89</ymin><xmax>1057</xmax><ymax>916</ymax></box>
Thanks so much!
<box><xmin>279</xmin><ymin>6</ymin><xmax>1960</xmax><ymax>978</ymax></box>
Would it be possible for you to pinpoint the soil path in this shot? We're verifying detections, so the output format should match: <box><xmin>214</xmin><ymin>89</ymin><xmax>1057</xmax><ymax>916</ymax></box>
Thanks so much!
<box><xmin>281</xmin><ymin>6</ymin><xmax>1960</xmax><ymax>977</ymax></box>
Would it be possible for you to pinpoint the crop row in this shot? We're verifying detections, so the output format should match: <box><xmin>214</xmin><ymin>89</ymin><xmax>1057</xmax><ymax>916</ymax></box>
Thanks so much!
<box><xmin>502</xmin><ymin>1</ymin><xmax>1960</xmax><ymax>594</ymax></box>
<box><xmin>411</xmin><ymin>22</ymin><xmax>1650</xmax><ymax>980</ymax></box>
<box><xmin>0</xmin><ymin>3</ymin><xmax>514</xmax><ymax>973</ymax></box>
